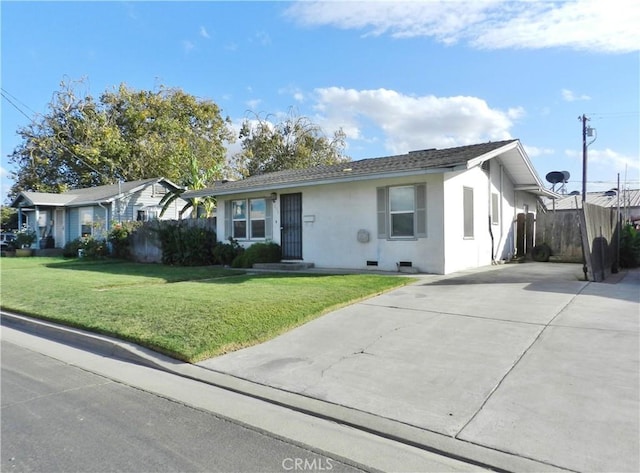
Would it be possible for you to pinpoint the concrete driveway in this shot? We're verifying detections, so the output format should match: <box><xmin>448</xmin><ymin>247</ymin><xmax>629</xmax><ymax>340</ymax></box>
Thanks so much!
<box><xmin>200</xmin><ymin>263</ymin><xmax>640</xmax><ymax>472</ymax></box>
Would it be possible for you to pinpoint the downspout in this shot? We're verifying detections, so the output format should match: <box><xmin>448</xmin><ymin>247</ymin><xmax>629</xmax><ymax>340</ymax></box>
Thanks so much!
<box><xmin>497</xmin><ymin>164</ymin><xmax>505</xmax><ymax>256</ymax></box>
<box><xmin>487</xmin><ymin>161</ymin><xmax>495</xmax><ymax>264</ymax></box>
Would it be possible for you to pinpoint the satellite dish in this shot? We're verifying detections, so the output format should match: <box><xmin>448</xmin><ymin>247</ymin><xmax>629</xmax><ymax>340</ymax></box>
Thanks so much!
<box><xmin>546</xmin><ymin>171</ymin><xmax>566</xmax><ymax>185</ymax></box>
<box><xmin>569</xmin><ymin>191</ymin><xmax>580</xmax><ymax>195</ymax></box>
<box><xmin>604</xmin><ymin>190</ymin><xmax>616</xmax><ymax>197</ymax></box>
<box><xmin>562</xmin><ymin>171</ymin><xmax>570</xmax><ymax>181</ymax></box>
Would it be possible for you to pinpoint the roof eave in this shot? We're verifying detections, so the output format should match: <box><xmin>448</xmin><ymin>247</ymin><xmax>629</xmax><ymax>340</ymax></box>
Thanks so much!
<box><xmin>515</xmin><ymin>185</ymin><xmax>561</xmax><ymax>199</ymax></box>
<box><xmin>184</xmin><ymin>166</ymin><xmax>460</xmax><ymax>198</ymax></box>
<box><xmin>466</xmin><ymin>139</ymin><xmax>519</xmax><ymax>169</ymax></box>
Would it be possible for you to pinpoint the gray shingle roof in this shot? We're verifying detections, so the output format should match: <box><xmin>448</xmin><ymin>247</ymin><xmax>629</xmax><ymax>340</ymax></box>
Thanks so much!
<box><xmin>187</xmin><ymin>139</ymin><xmax>519</xmax><ymax>198</ymax></box>
<box><xmin>12</xmin><ymin>178</ymin><xmax>181</xmax><ymax>207</ymax></box>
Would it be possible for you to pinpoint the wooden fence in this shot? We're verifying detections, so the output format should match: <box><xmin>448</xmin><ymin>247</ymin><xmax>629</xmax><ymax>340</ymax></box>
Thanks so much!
<box><xmin>535</xmin><ymin>210</ymin><xmax>583</xmax><ymax>263</ymax></box>
<box><xmin>535</xmin><ymin>205</ymin><xmax>620</xmax><ymax>281</ymax></box>
<box><xmin>129</xmin><ymin>217</ymin><xmax>217</xmax><ymax>263</ymax></box>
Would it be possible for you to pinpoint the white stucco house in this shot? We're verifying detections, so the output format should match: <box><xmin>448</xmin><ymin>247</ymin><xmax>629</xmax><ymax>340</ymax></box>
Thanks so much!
<box><xmin>185</xmin><ymin>139</ymin><xmax>557</xmax><ymax>274</ymax></box>
<box><xmin>10</xmin><ymin>177</ymin><xmax>187</xmax><ymax>248</ymax></box>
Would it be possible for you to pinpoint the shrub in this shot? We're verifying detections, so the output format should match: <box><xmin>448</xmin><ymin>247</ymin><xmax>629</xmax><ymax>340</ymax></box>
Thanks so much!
<box><xmin>231</xmin><ymin>242</ymin><xmax>281</xmax><ymax>268</ymax></box>
<box><xmin>212</xmin><ymin>237</ymin><xmax>243</xmax><ymax>266</ymax></box>
<box><xmin>620</xmin><ymin>224</ymin><xmax>640</xmax><ymax>268</ymax></box>
<box><xmin>63</xmin><ymin>238</ymin><xmax>85</xmax><ymax>258</ymax></box>
<box><xmin>15</xmin><ymin>225</ymin><xmax>37</xmax><ymax>248</ymax></box>
<box><xmin>62</xmin><ymin>237</ymin><xmax>109</xmax><ymax>259</ymax></box>
<box><xmin>155</xmin><ymin>221</ymin><xmax>217</xmax><ymax>266</ymax></box>
<box><xmin>108</xmin><ymin>221</ymin><xmax>142</xmax><ymax>259</ymax></box>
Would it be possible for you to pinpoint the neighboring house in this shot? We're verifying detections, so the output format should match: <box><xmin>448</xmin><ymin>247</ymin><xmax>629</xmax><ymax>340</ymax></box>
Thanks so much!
<box><xmin>547</xmin><ymin>189</ymin><xmax>640</xmax><ymax>224</ymax></box>
<box><xmin>10</xmin><ymin>178</ymin><xmax>187</xmax><ymax>248</ymax></box>
<box><xmin>185</xmin><ymin>139</ymin><xmax>557</xmax><ymax>274</ymax></box>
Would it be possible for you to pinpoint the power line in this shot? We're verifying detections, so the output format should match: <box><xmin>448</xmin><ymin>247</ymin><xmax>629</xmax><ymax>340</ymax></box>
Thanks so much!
<box><xmin>1</xmin><ymin>88</ymin><xmax>109</xmax><ymax>181</ymax></box>
<box><xmin>0</xmin><ymin>87</ymin><xmax>39</xmax><ymax>116</ymax></box>
<box><xmin>1</xmin><ymin>90</ymin><xmax>34</xmax><ymax>122</ymax></box>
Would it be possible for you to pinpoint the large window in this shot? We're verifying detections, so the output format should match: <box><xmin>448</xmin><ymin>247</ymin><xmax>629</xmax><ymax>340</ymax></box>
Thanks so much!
<box><xmin>232</xmin><ymin>198</ymin><xmax>266</xmax><ymax>240</ymax></box>
<box><xmin>79</xmin><ymin>207</ymin><xmax>93</xmax><ymax>237</ymax></box>
<box><xmin>377</xmin><ymin>184</ymin><xmax>426</xmax><ymax>239</ymax></box>
<box><xmin>463</xmin><ymin>187</ymin><xmax>474</xmax><ymax>238</ymax></box>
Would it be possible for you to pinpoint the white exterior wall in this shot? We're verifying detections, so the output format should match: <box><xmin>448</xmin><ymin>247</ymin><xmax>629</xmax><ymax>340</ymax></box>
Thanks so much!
<box><xmin>442</xmin><ymin>162</ymin><xmax>540</xmax><ymax>274</ymax></box>
<box><xmin>442</xmin><ymin>167</ymin><xmax>491</xmax><ymax>274</ymax></box>
<box><xmin>217</xmin><ymin>174</ymin><xmax>446</xmax><ymax>273</ymax></box>
<box><xmin>216</xmin><ymin>165</ymin><xmax>541</xmax><ymax>275</ymax></box>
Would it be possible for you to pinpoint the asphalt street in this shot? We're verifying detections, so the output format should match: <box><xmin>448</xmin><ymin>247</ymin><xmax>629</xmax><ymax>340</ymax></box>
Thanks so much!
<box><xmin>1</xmin><ymin>341</ymin><xmax>360</xmax><ymax>473</ymax></box>
<box><xmin>1</xmin><ymin>326</ymin><xmax>485</xmax><ymax>473</ymax></box>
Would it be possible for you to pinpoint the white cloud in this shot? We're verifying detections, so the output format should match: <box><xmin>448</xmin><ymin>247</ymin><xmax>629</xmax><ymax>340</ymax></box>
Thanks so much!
<box><xmin>245</xmin><ymin>98</ymin><xmax>262</xmax><ymax>110</ymax></box>
<box><xmin>565</xmin><ymin>147</ymin><xmax>640</xmax><ymax>181</ymax></box>
<box><xmin>311</xmin><ymin>87</ymin><xmax>516</xmax><ymax>154</ymax></box>
<box><xmin>200</xmin><ymin>26</ymin><xmax>210</xmax><ymax>39</ymax></box>
<box><xmin>562</xmin><ymin>89</ymin><xmax>591</xmax><ymax>102</ymax></box>
<box><xmin>182</xmin><ymin>40</ymin><xmax>195</xmax><ymax>53</ymax></box>
<box><xmin>279</xmin><ymin>85</ymin><xmax>306</xmax><ymax>103</ymax></box>
<box><xmin>285</xmin><ymin>0</ymin><xmax>639</xmax><ymax>53</ymax></box>
<box><xmin>254</xmin><ymin>31</ymin><xmax>272</xmax><ymax>46</ymax></box>
<box><xmin>525</xmin><ymin>146</ymin><xmax>555</xmax><ymax>158</ymax></box>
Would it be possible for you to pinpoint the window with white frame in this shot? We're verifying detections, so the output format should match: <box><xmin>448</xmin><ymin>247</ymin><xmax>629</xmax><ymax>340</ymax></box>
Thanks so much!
<box><xmin>79</xmin><ymin>207</ymin><xmax>93</xmax><ymax>237</ymax></box>
<box><xmin>136</xmin><ymin>208</ymin><xmax>160</xmax><ymax>221</ymax></box>
<box><xmin>377</xmin><ymin>184</ymin><xmax>426</xmax><ymax>239</ymax></box>
<box><xmin>231</xmin><ymin>198</ymin><xmax>266</xmax><ymax>240</ymax></box>
<box><xmin>463</xmin><ymin>187</ymin><xmax>474</xmax><ymax>238</ymax></box>
<box><xmin>249</xmin><ymin>199</ymin><xmax>266</xmax><ymax>238</ymax></box>
<box><xmin>389</xmin><ymin>186</ymin><xmax>415</xmax><ymax>237</ymax></box>
<box><xmin>491</xmin><ymin>192</ymin><xmax>499</xmax><ymax>225</ymax></box>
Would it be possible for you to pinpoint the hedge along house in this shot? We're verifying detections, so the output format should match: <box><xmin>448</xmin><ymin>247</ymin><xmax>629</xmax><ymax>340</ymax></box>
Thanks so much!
<box><xmin>186</xmin><ymin>139</ymin><xmax>558</xmax><ymax>274</ymax></box>
<box><xmin>10</xmin><ymin>178</ymin><xmax>187</xmax><ymax>249</ymax></box>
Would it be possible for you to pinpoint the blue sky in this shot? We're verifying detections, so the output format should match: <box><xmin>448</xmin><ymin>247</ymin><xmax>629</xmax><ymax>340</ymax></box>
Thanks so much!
<box><xmin>2</xmin><ymin>0</ymin><xmax>639</xmax><ymax>202</ymax></box>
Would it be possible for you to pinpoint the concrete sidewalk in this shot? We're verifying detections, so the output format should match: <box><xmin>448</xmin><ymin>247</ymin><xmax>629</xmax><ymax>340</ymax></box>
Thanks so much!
<box><xmin>2</xmin><ymin>262</ymin><xmax>638</xmax><ymax>472</ymax></box>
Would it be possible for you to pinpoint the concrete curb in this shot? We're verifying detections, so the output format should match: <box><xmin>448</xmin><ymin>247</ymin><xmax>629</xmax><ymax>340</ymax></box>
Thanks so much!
<box><xmin>0</xmin><ymin>310</ymin><xmax>574</xmax><ymax>473</ymax></box>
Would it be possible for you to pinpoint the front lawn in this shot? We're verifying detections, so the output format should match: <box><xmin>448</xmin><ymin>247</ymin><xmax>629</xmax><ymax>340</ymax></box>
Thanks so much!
<box><xmin>0</xmin><ymin>257</ymin><xmax>414</xmax><ymax>362</ymax></box>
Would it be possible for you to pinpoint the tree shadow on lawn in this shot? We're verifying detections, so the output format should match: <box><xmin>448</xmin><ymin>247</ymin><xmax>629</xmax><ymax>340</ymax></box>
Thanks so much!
<box><xmin>43</xmin><ymin>259</ymin><xmax>343</xmax><ymax>285</ymax></box>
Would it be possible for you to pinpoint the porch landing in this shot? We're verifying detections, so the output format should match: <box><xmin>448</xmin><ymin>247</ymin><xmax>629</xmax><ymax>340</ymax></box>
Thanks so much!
<box><xmin>252</xmin><ymin>262</ymin><xmax>315</xmax><ymax>271</ymax></box>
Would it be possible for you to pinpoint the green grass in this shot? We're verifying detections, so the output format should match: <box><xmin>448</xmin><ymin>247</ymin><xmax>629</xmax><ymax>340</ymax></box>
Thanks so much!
<box><xmin>0</xmin><ymin>257</ymin><xmax>415</xmax><ymax>362</ymax></box>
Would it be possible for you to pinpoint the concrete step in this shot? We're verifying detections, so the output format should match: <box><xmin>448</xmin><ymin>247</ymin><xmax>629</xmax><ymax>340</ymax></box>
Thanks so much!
<box><xmin>252</xmin><ymin>262</ymin><xmax>315</xmax><ymax>271</ymax></box>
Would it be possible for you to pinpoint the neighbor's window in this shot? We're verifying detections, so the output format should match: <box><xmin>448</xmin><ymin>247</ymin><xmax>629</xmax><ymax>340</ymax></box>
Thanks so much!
<box><xmin>389</xmin><ymin>186</ymin><xmax>415</xmax><ymax>237</ymax></box>
<box><xmin>79</xmin><ymin>207</ymin><xmax>93</xmax><ymax>237</ymax></box>
<box><xmin>137</xmin><ymin>208</ymin><xmax>160</xmax><ymax>221</ymax></box>
<box><xmin>463</xmin><ymin>187</ymin><xmax>474</xmax><ymax>238</ymax></box>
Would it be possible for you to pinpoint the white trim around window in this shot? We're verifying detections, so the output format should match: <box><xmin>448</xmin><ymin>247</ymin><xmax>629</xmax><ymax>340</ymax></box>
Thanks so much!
<box><xmin>227</xmin><ymin>197</ymin><xmax>271</xmax><ymax>241</ymax></box>
<box><xmin>377</xmin><ymin>183</ymin><xmax>427</xmax><ymax>239</ymax></box>
<box><xmin>463</xmin><ymin>186</ymin><xmax>474</xmax><ymax>238</ymax></box>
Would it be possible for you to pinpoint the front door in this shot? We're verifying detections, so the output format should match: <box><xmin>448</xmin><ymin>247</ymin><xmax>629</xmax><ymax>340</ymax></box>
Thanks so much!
<box><xmin>55</xmin><ymin>209</ymin><xmax>65</xmax><ymax>248</ymax></box>
<box><xmin>280</xmin><ymin>193</ymin><xmax>302</xmax><ymax>260</ymax></box>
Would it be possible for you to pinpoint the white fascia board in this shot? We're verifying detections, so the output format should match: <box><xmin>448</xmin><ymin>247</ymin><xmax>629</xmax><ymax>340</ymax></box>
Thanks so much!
<box><xmin>515</xmin><ymin>185</ymin><xmax>561</xmax><ymax>199</ymax></box>
<box><xmin>466</xmin><ymin>140</ymin><xmax>520</xmax><ymax>169</ymax></box>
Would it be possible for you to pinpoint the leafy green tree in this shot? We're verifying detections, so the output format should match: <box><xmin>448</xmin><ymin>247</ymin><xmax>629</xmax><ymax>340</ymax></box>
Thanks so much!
<box><xmin>7</xmin><ymin>79</ymin><xmax>234</xmax><ymax>198</ymax></box>
<box><xmin>1</xmin><ymin>206</ymin><xmax>18</xmax><ymax>231</ymax></box>
<box><xmin>230</xmin><ymin>110</ymin><xmax>349</xmax><ymax>178</ymax></box>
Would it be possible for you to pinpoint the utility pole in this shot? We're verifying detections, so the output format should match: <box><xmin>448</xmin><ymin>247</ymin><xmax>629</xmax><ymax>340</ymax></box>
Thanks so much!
<box><xmin>580</xmin><ymin>114</ymin><xmax>588</xmax><ymax>202</ymax></box>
